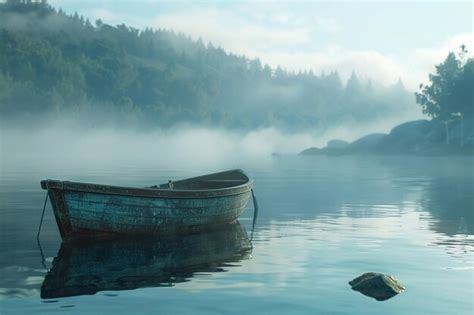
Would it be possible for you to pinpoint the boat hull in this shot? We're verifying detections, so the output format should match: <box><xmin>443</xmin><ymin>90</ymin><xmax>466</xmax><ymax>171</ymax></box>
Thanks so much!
<box><xmin>41</xmin><ymin>170</ymin><xmax>253</xmax><ymax>238</ymax></box>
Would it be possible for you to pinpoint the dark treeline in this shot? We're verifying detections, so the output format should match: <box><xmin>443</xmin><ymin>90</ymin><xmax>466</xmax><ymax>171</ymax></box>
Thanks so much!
<box><xmin>0</xmin><ymin>1</ymin><xmax>415</xmax><ymax>130</ymax></box>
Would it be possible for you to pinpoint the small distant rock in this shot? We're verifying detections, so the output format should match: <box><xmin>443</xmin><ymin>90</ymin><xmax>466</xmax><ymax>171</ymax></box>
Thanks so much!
<box><xmin>349</xmin><ymin>272</ymin><xmax>405</xmax><ymax>301</ymax></box>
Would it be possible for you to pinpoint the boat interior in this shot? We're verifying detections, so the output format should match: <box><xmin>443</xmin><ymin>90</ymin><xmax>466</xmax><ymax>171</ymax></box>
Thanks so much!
<box><xmin>150</xmin><ymin>169</ymin><xmax>250</xmax><ymax>190</ymax></box>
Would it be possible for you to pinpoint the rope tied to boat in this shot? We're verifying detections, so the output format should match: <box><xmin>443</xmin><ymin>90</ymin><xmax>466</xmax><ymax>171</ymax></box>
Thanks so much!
<box><xmin>250</xmin><ymin>188</ymin><xmax>259</xmax><ymax>240</ymax></box>
<box><xmin>37</xmin><ymin>192</ymin><xmax>50</xmax><ymax>271</ymax></box>
<box><xmin>37</xmin><ymin>192</ymin><xmax>49</xmax><ymax>241</ymax></box>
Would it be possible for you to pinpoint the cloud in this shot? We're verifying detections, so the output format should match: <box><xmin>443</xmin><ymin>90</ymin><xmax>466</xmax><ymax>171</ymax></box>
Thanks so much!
<box><xmin>259</xmin><ymin>49</ymin><xmax>404</xmax><ymax>85</ymax></box>
<box><xmin>148</xmin><ymin>4</ymin><xmax>458</xmax><ymax>89</ymax></box>
<box><xmin>148</xmin><ymin>5</ymin><xmax>409</xmax><ymax>87</ymax></box>
<box><xmin>259</xmin><ymin>32</ymin><xmax>473</xmax><ymax>90</ymax></box>
<box><xmin>414</xmin><ymin>33</ymin><xmax>473</xmax><ymax>63</ymax></box>
<box><xmin>151</xmin><ymin>6</ymin><xmax>313</xmax><ymax>55</ymax></box>
<box><xmin>412</xmin><ymin>32</ymin><xmax>474</xmax><ymax>85</ymax></box>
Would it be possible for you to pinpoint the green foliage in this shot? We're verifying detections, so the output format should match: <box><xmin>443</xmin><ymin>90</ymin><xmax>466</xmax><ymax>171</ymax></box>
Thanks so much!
<box><xmin>416</xmin><ymin>46</ymin><xmax>473</xmax><ymax>121</ymax></box>
<box><xmin>452</xmin><ymin>58</ymin><xmax>474</xmax><ymax>118</ymax></box>
<box><xmin>0</xmin><ymin>1</ymin><xmax>415</xmax><ymax>130</ymax></box>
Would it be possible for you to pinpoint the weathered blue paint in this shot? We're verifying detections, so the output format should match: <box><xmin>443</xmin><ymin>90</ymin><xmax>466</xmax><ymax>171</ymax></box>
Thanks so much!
<box><xmin>41</xmin><ymin>169</ymin><xmax>253</xmax><ymax>238</ymax></box>
<box><xmin>64</xmin><ymin>190</ymin><xmax>250</xmax><ymax>233</ymax></box>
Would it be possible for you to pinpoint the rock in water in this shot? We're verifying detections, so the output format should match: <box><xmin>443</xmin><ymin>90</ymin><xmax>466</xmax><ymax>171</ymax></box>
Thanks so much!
<box><xmin>349</xmin><ymin>272</ymin><xmax>405</xmax><ymax>301</ymax></box>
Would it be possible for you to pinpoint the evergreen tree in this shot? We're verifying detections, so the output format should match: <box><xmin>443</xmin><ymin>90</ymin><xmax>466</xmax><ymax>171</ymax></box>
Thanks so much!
<box><xmin>416</xmin><ymin>47</ymin><xmax>473</xmax><ymax>144</ymax></box>
<box><xmin>0</xmin><ymin>1</ymin><xmax>417</xmax><ymax>131</ymax></box>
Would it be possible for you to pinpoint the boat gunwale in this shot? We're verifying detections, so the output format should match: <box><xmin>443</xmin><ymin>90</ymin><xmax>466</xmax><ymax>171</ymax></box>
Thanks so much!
<box><xmin>40</xmin><ymin>169</ymin><xmax>253</xmax><ymax>199</ymax></box>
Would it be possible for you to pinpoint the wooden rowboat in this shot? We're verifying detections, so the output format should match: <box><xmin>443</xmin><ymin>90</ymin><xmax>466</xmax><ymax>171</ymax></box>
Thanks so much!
<box><xmin>40</xmin><ymin>169</ymin><xmax>253</xmax><ymax>239</ymax></box>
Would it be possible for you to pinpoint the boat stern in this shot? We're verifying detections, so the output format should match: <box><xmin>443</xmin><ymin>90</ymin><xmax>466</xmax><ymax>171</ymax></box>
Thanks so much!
<box><xmin>40</xmin><ymin>179</ymin><xmax>74</xmax><ymax>239</ymax></box>
<box><xmin>40</xmin><ymin>180</ymin><xmax>50</xmax><ymax>190</ymax></box>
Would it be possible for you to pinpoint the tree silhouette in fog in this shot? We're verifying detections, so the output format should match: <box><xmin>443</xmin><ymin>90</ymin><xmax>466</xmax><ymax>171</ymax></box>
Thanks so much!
<box><xmin>0</xmin><ymin>1</ymin><xmax>415</xmax><ymax>130</ymax></box>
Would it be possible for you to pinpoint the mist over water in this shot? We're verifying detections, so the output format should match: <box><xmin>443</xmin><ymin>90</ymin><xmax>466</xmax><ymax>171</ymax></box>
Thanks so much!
<box><xmin>1</xmin><ymin>113</ymin><xmax>418</xmax><ymax>171</ymax></box>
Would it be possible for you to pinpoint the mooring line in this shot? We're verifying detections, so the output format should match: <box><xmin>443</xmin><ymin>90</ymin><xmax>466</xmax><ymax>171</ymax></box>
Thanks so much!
<box><xmin>36</xmin><ymin>237</ymin><xmax>49</xmax><ymax>271</ymax></box>
<box><xmin>250</xmin><ymin>188</ymin><xmax>259</xmax><ymax>241</ymax></box>
<box><xmin>37</xmin><ymin>192</ymin><xmax>49</xmax><ymax>241</ymax></box>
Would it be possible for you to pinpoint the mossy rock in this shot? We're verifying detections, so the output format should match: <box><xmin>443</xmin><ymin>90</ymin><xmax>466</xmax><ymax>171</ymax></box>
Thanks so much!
<box><xmin>349</xmin><ymin>272</ymin><xmax>405</xmax><ymax>301</ymax></box>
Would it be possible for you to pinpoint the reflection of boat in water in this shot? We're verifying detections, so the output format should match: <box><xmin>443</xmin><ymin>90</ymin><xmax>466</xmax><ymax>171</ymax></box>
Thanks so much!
<box><xmin>41</xmin><ymin>222</ymin><xmax>252</xmax><ymax>299</ymax></box>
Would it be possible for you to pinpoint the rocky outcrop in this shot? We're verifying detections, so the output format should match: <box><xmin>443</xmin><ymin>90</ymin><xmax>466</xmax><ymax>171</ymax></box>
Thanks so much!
<box><xmin>348</xmin><ymin>133</ymin><xmax>386</xmax><ymax>152</ymax></box>
<box><xmin>300</xmin><ymin>119</ymin><xmax>474</xmax><ymax>156</ymax></box>
<box><xmin>349</xmin><ymin>272</ymin><xmax>405</xmax><ymax>301</ymax></box>
<box><xmin>327</xmin><ymin>139</ymin><xmax>349</xmax><ymax>149</ymax></box>
<box><xmin>375</xmin><ymin>120</ymin><xmax>443</xmax><ymax>154</ymax></box>
<box><xmin>299</xmin><ymin>147</ymin><xmax>321</xmax><ymax>155</ymax></box>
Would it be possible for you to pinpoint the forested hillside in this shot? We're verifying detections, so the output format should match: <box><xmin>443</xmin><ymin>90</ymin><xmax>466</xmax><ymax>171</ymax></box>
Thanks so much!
<box><xmin>0</xmin><ymin>1</ymin><xmax>416</xmax><ymax>130</ymax></box>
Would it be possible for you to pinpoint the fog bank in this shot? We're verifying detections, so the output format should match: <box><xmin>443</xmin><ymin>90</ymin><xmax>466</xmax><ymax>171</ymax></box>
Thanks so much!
<box><xmin>1</xmin><ymin>116</ymin><xmax>417</xmax><ymax>170</ymax></box>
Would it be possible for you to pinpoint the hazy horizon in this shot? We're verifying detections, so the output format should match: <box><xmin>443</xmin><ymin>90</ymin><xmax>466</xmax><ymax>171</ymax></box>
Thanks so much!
<box><xmin>0</xmin><ymin>0</ymin><xmax>470</xmax><ymax>164</ymax></box>
<box><xmin>1</xmin><ymin>113</ymin><xmax>416</xmax><ymax>170</ymax></box>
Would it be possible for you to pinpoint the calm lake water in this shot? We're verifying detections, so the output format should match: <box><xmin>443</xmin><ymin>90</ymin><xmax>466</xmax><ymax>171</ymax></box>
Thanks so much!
<box><xmin>1</xmin><ymin>155</ymin><xmax>473</xmax><ymax>314</ymax></box>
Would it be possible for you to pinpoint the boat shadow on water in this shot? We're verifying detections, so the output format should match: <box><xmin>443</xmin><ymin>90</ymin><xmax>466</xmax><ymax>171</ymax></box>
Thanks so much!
<box><xmin>40</xmin><ymin>222</ymin><xmax>252</xmax><ymax>299</ymax></box>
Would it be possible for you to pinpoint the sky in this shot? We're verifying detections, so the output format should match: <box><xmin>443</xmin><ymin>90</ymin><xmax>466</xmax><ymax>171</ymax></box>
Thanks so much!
<box><xmin>48</xmin><ymin>0</ymin><xmax>473</xmax><ymax>90</ymax></box>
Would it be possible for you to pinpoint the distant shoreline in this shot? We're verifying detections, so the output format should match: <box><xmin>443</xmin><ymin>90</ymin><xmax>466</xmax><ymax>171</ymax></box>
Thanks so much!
<box><xmin>300</xmin><ymin>119</ymin><xmax>474</xmax><ymax>156</ymax></box>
